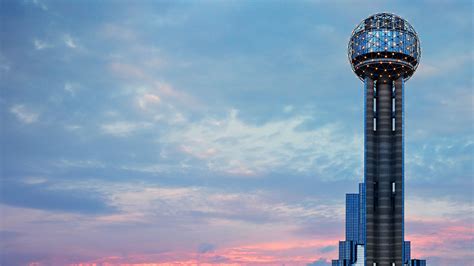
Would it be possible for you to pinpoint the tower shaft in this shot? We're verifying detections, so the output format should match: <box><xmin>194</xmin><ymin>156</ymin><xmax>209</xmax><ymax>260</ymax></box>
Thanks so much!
<box><xmin>364</xmin><ymin>77</ymin><xmax>404</xmax><ymax>266</ymax></box>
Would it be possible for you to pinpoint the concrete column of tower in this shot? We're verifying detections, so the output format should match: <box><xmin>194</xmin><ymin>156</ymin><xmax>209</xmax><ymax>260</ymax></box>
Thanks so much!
<box><xmin>364</xmin><ymin>78</ymin><xmax>375</xmax><ymax>266</ymax></box>
<box><xmin>375</xmin><ymin>79</ymin><xmax>393</xmax><ymax>266</ymax></box>
<box><xmin>393</xmin><ymin>78</ymin><xmax>404</xmax><ymax>265</ymax></box>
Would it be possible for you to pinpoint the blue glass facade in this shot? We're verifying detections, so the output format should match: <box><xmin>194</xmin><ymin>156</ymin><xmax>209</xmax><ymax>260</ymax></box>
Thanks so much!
<box><xmin>333</xmin><ymin>186</ymin><xmax>366</xmax><ymax>266</ymax></box>
<box><xmin>404</xmin><ymin>241</ymin><xmax>411</xmax><ymax>264</ymax></box>
<box><xmin>337</xmin><ymin>240</ymin><xmax>355</xmax><ymax>266</ymax></box>
<box><xmin>350</xmin><ymin>29</ymin><xmax>419</xmax><ymax>60</ymax></box>
<box><xmin>358</xmin><ymin>183</ymin><xmax>366</xmax><ymax>244</ymax></box>
<box><xmin>348</xmin><ymin>13</ymin><xmax>421</xmax><ymax>82</ymax></box>
<box><xmin>346</xmin><ymin>194</ymin><xmax>359</xmax><ymax>242</ymax></box>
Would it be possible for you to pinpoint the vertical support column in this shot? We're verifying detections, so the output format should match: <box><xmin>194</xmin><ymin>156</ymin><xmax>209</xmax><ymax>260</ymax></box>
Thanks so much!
<box><xmin>375</xmin><ymin>79</ymin><xmax>393</xmax><ymax>266</ymax></box>
<box><xmin>393</xmin><ymin>78</ymin><xmax>404</xmax><ymax>265</ymax></box>
<box><xmin>364</xmin><ymin>77</ymin><xmax>375</xmax><ymax>266</ymax></box>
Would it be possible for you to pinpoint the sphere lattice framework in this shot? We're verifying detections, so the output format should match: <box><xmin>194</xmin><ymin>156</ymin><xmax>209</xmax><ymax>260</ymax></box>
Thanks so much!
<box><xmin>348</xmin><ymin>13</ymin><xmax>421</xmax><ymax>81</ymax></box>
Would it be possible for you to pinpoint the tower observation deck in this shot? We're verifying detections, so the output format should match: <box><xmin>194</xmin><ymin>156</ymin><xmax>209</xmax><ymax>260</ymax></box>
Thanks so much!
<box><xmin>349</xmin><ymin>13</ymin><xmax>420</xmax><ymax>81</ymax></box>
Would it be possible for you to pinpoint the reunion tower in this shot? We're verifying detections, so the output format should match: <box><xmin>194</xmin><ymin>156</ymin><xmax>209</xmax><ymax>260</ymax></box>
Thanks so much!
<box><xmin>351</xmin><ymin>13</ymin><xmax>420</xmax><ymax>266</ymax></box>
<box><xmin>332</xmin><ymin>13</ymin><xmax>423</xmax><ymax>266</ymax></box>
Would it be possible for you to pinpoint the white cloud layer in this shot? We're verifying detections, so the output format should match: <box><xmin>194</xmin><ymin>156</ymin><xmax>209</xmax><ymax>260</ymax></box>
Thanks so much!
<box><xmin>101</xmin><ymin>121</ymin><xmax>151</xmax><ymax>137</ymax></box>
<box><xmin>33</xmin><ymin>39</ymin><xmax>51</xmax><ymax>50</ymax></box>
<box><xmin>9</xmin><ymin>104</ymin><xmax>39</xmax><ymax>124</ymax></box>
<box><xmin>406</xmin><ymin>196</ymin><xmax>473</xmax><ymax>221</ymax></box>
<box><xmin>63</xmin><ymin>34</ymin><xmax>77</xmax><ymax>49</ymax></box>
<box><xmin>84</xmin><ymin>182</ymin><xmax>342</xmax><ymax>226</ymax></box>
<box><xmin>161</xmin><ymin>109</ymin><xmax>362</xmax><ymax>177</ymax></box>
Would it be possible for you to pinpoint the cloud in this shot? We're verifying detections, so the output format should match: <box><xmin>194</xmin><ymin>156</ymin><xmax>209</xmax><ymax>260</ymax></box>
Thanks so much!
<box><xmin>100</xmin><ymin>121</ymin><xmax>151</xmax><ymax>137</ymax></box>
<box><xmin>63</xmin><ymin>34</ymin><xmax>78</xmax><ymax>49</ymax></box>
<box><xmin>21</xmin><ymin>176</ymin><xmax>48</xmax><ymax>185</ymax></box>
<box><xmin>88</xmin><ymin>182</ymin><xmax>342</xmax><ymax>231</ymax></box>
<box><xmin>107</xmin><ymin>60</ymin><xmax>201</xmax><ymax>110</ymax></box>
<box><xmin>406</xmin><ymin>219</ymin><xmax>473</xmax><ymax>263</ymax></box>
<box><xmin>318</xmin><ymin>245</ymin><xmax>336</xmax><ymax>253</ymax></box>
<box><xmin>0</xmin><ymin>230</ymin><xmax>21</xmax><ymax>242</ymax></box>
<box><xmin>416</xmin><ymin>51</ymin><xmax>473</xmax><ymax>79</ymax></box>
<box><xmin>307</xmin><ymin>258</ymin><xmax>330</xmax><ymax>266</ymax></box>
<box><xmin>64</xmin><ymin>82</ymin><xmax>79</xmax><ymax>96</ymax></box>
<box><xmin>54</xmin><ymin>159</ymin><xmax>105</xmax><ymax>169</ymax></box>
<box><xmin>29</xmin><ymin>0</ymin><xmax>48</xmax><ymax>11</ymax></box>
<box><xmin>406</xmin><ymin>196</ymin><xmax>473</xmax><ymax>222</ymax></box>
<box><xmin>0</xmin><ymin>54</ymin><xmax>10</xmax><ymax>72</ymax></box>
<box><xmin>198</xmin><ymin>243</ymin><xmax>216</xmax><ymax>253</ymax></box>
<box><xmin>33</xmin><ymin>39</ymin><xmax>51</xmax><ymax>50</ymax></box>
<box><xmin>9</xmin><ymin>104</ymin><xmax>39</xmax><ymax>124</ymax></box>
<box><xmin>404</xmin><ymin>197</ymin><xmax>473</xmax><ymax>263</ymax></box>
<box><xmin>137</xmin><ymin>93</ymin><xmax>161</xmax><ymax>110</ymax></box>
<box><xmin>283</xmin><ymin>105</ymin><xmax>294</xmax><ymax>113</ymax></box>
<box><xmin>160</xmin><ymin>109</ymin><xmax>361</xmax><ymax>177</ymax></box>
<box><xmin>405</xmin><ymin>137</ymin><xmax>472</xmax><ymax>200</ymax></box>
<box><xmin>0</xmin><ymin>180</ymin><xmax>115</xmax><ymax>214</ymax></box>
<box><xmin>0</xmin><ymin>2</ymin><xmax>472</xmax><ymax>266</ymax></box>
<box><xmin>58</xmin><ymin>234</ymin><xmax>339</xmax><ymax>265</ymax></box>
<box><xmin>0</xmin><ymin>178</ymin><xmax>343</xmax><ymax>264</ymax></box>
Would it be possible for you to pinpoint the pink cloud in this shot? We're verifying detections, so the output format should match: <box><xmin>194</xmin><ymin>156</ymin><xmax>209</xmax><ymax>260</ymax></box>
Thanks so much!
<box><xmin>406</xmin><ymin>218</ymin><xmax>474</xmax><ymax>259</ymax></box>
<box><xmin>137</xmin><ymin>93</ymin><xmax>161</xmax><ymax>110</ymax></box>
<box><xmin>108</xmin><ymin>61</ymin><xmax>201</xmax><ymax>110</ymax></box>
<box><xmin>29</xmin><ymin>237</ymin><xmax>337</xmax><ymax>266</ymax></box>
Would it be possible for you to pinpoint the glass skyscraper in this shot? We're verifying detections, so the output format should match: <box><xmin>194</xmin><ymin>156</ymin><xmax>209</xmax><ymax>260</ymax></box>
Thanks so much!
<box><xmin>346</xmin><ymin>194</ymin><xmax>359</xmax><ymax>242</ymax></box>
<box><xmin>332</xmin><ymin>184</ymin><xmax>365</xmax><ymax>266</ymax></box>
<box><xmin>404</xmin><ymin>241</ymin><xmax>411</xmax><ymax>264</ymax></box>
<box><xmin>358</xmin><ymin>183</ymin><xmax>365</xmax><ymax>245</ymax></box>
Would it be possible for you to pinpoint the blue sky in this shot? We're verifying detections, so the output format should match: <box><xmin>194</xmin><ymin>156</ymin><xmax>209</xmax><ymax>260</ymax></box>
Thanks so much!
<box><xmin>1</xmin><ymin>0</ymin><xmax>473</xmax><ymax>265</ymax></box>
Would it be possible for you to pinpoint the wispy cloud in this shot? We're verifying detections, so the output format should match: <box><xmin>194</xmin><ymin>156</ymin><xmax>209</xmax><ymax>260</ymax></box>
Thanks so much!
<box><xmin>108</xmin><ymin>61</ymin><xmax>200</xmax><ymax>110</ymax></box>
<box><xmin>63</xmin><ymin>34</ymin><xmax>78</xmax><ymax>49</ymax></box>
<box><xmin>283</xmin><ymin>105</ymin><xmax>294</xmax><ymax>113</ymax></box>
<box><xmin>9</xmin><ymin>104</ymin><xmax>39</xmax><ymax>124</ymax></box>
<box><xmin>161</xmin><ymin>109</ymin><xmax>361</xmax><ymax>177</ymax></box>
<box><xmin>416</xmin><ymin>51</ymin><xmax>473</xmax><ymax>79</ymax></box>
<box><xmin>51</xmin><ymin>180</ymin><xmax>342</xmax><ymax>227</ymax></box>
<box><xmin>30</xmin><ymin>0</ymin><xmax>48</xmax><ymax>11</ymax></box>
<box><xmin>0</xmin><ymin>54</ymin><xmax>10</xmax><ymax>72</ymax></box>
<box><xmin>33</xmin><ymin>39</ymin><xmax>51</xmax><ymax>50</ymax></box>
<box><xmin>21</xmin><ymin>176</ymin><xmax>48</xmax><ymax>185</ymax></box>
<box><xmin>64</xmin><ymin>82</ymin><xmax>79</xmax><ymax>96</ymax></box>
<box><xmin>54</xmin><ymin>159</ymin><xmax>105</xmax><ymax>169</ymax></box>
<box><xmin>100</xmin><ymin>121</ymin><xmax>151</xmax><ymax>137</ymax></box>
<box><xmin>137</xmin><ymin>93</ymin><xmax>161</xmax><ymax>110</ymax></box>
<box><xmin>0</xmin><ymin>179</ymin><xmax>342</xmax><ymax>264</ymax></box>
<box><xmin>406</xmin><ymin>196</ymin><xmax>473</xmax><ymax>221</ymax></box>
<box><xmin>406</xmin><ymin>219</ymin><xmax>474</xmax><ymax>262</ymax></box>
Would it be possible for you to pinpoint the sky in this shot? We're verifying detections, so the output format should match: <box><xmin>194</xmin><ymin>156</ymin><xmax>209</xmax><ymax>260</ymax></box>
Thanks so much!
<box><xmin>0</xmin><ymin>0</ymin><xmax>473</xmax><ymax>265</ymax></box>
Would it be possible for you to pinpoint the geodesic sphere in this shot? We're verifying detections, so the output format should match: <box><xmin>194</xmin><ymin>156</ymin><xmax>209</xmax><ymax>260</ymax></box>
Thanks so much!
<box><xmin>348</xmin><ymin>13</ymin><xmax>421</xmax><ymax>81</ymax></box>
